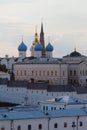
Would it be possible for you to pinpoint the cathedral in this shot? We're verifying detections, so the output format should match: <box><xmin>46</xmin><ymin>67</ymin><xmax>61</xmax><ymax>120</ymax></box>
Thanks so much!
<box><xmin>18</xmin><ymin>21</ymin><xmax>54</xmax><ymax>59</ymax></box>
<box><xmin>0</xmin><ymin>22</ymin><xmax>87</xmax><ymax>86</ymax></box>
<box><xmin>13</xmin><ymin>22</ymin><xmax>87</xmax><ymax>86</ymax></box>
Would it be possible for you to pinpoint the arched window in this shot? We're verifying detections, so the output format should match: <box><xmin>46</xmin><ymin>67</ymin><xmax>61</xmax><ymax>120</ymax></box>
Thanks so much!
<box><xmin>54</xmin><ymin>123</ymin><xmax>58</xmax><ymax>128</ymax></box>
<box><xmin>51</xmin><ymin>71</ymin><xmax>53</xmax><ymax>76</ymax></box>
<box><xmin>64</xmin><ymin>122</ymin><xmax>67</xmax><ymax>127</ymax></box>
<box><xmin>38</xmin><ymin>124</ymin><xmax>42</xmax><ymax>129</ymax></box>
<box><xmin>79</xmin><ymin>121</ymin><xmax>83</xmax><ymax>127</ymax></box>
<box><xmin>72</xmin><ymin>122</ymin><xmax>76</xmax><ymax>128</ymax></box>
<box><xmin>17</xmin><ymin>125</ymin><xmax>21</xmax><ymax>130</ymax></box>
<box><xmin>28</xmin><ymin>125</ymin><xmax>31</xmax><ymax>130</ymax></box>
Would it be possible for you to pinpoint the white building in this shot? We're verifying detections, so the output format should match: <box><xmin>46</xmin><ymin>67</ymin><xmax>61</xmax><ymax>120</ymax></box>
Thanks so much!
<box><xmin>39</xmin><ymin>96</ymin><xmax>87</xmax><ymax>110</ymax></box>
<box><xmin>0</xmin><ymin>101</ymin><xmax>87</xmax><ymax>130</ymax></box>
<box><xmin>13</xmin><ymin>58</ymin><xmax>68</xmax><ymax>85</ymax></box>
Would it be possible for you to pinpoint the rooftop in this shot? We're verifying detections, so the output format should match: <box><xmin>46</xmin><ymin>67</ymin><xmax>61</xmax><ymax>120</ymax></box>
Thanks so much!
<box><xmin>0</xmin><ymin>106</ymin><xmax>87</xmax><ymax>120</ymax></box>
<box><xmin>40</xmin><ymin>96</ymin><xmax>87</xmax><ymax>105</ymax></box>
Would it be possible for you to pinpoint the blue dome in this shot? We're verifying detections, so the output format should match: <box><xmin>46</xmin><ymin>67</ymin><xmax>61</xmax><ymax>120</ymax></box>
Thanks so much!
<box><xmin>34</xmin><ymin>42</ymin><xmax>42</xmax><ymax>51</ymax></box>
<box><xmin>18</xmin><ymin>41</ymin><xmax>27</xmax><ymax>51</ymax></box>
<box><xmin>46</xmin><ymin>43</ymin><xmax>53</xmax><ymax>51</ymax></box>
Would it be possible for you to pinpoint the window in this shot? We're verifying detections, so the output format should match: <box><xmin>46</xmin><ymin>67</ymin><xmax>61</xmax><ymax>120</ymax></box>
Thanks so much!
<box><xmin>43</xmin><ymin>106</ymin><xmax>45</xmax><ymax>110</ymax></box>
<box><xmin>54</xmin><ymin>107</ymin><xmax>56</xmax><ymax>110</ymax></box>
<box><xmin>28</xmin><ymin>125</ymin><xmax>31</xmax><ymax>130</ymax></box>
<box><xmin>1</xmin><ymin>128</ymin><xmax>5</xmax><ymax>130</ymax></box>
<box><xmin>47</xmin><ymin>71</ymin><xmax>49</xmax><ymax>76</ymax></box>
<box><xmin>17</xmin><ymin>70</ymin><xmax>18</xmax><ymax>76</ymax></box>
<box><xmin>24</xmin><ymin>70</ymin><xmax>26</xmax><ymax>76</ymax></box>
<box><xmin>39</xmin><ymin>71</ymin><xmax>41</xmax><ymax>76</ymax></box>
<box><xmin>54</xmin><ymin>123</ymin><xmax>58</xmax><ymax>128</ymax></box>
<box><xmin>46</xmin><ymin>106</ymin><xmax>48</xmax><ymax>110</ymax></box>
<box><xmin>79</xmin><ymin>121</ymin><xmax>83</xmax><ymax>127</ymax></box>
<box><xmin>64</xmin><ymin>122</ymin><xmax>67</xmax><ymax>128</ymax></box>
<box><xmin>55</xmin><ymin>71</ymin><xmax>57</xmax><ymax>76</ymax></box>
<box><xmin>43</xmin><ymin>71</ymin><xmax>45</xmax><ymax>75</ymax></box>
<box><xmin>70</xmin><ymin>70</ymin><xmax>72</xmax><ymax>76</ymax></box>
<box><xmin>17</xmin><ymin>126</ymin><xmax>21</xmax><ymax>130</ymax></box>
<box><xmin>72</xmin><ymin>122</ymin><xmax>76</xmax><ymax>128</ymax></box>
<box><xmin>20</xmin><ymin>70</ymin><xmax>22</xmax><ymax>76</ymax></box>
<box><xmin>51</xmin><ymin>107</ymin><xmax>53</xmax><ymax>110</ymax></box>
<box><xmin>38</xmin><ymin>124</ymin><xmax>42</xmax><ymax>129</ymax></box>
<box><xmin>74</xmin><ymin>70</ymin><xmax>76</xmax><ymax>76</ymax></box>
<box><xmin>51</xmin><ymin>71</ymin><xmax>53</xmax><ymax>76</ymax></box>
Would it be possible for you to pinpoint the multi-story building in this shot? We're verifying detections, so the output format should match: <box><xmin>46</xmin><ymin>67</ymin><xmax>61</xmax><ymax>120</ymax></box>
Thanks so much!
<box><xmin>0</xmin><ymin>96</ymin><xmax>87</xmax><ymax>130</ymax></box>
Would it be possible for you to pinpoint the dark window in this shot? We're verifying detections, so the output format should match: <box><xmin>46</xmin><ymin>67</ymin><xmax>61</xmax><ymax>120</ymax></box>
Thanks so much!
<box><xmin>46</xmin><ymin>106</ymin><xmax>48</xmax><ymax>110</ymax></box>
<box><xmin>38</xmin><ymin>124</ymin><xmax>42</xmax><ymax>129</ymax></box>
<box><xmin>1</xmin><ymin>128</ymin><xmax>5</xmax><ymax>130</ymax></box>
<box><xmin>72</xmin><ymin>122</ymin><xmax>76</xmax><ymax>128</ymax></box>
<box><xmin>47</xmin><ymin>71</ymin><xmax>49</xmax><ymax>76</ymax></box>
<box><xmin>79</xmin><ymin>121</ymin><xmax>83</xmax><ymax>127</ymax></box>
<box><xmin>24</xmin><ymin>70</ymin><xmax>26</xmax><ymax>75</ymax></box>
<box><xmin>54</xmin><ymin>123</ymin><xmax>58</xmax><ymax>128</ymax></box>
<box><xmin>54</xmin><ymin>107</ymin><xmax>56</xmax><ymax>110</ymax></box>
<box><xmin>55</xmin><ymin>71</ymin><xmax>57</xmax><ymax>76</ymax></box>
<box><xmin>43</xmin><ymin>106</ymin><xmax>45</xmax><ymax>110</ymax></box>
<box><xmin>51</xmin><ymin>107</ymin><xmax>53</xmax><ymax>110</ymax></box>
<box><xmin>64</xmin><ymin>122</ymin><xmax>67</xmax><ymax>127</ymax></box>
<box><xmin>28</xmin><ymin>125</ymin><xmax>31</xmax><ymax>130</ymax></box>
<box><xmin>74</xmin><ymin>70</ymin><xmax>76</xmax><ymax>76</ymax></box>
<box><xmin>70</xmin><ymin>70</ymin><xmax>72</xmax><ymax>76</ymax></box>
<box><xmin>17</xmin><ymin>126</ymin><xmax>21</xmax><ymax>130</ymax></box>
<box><xmin>51</xmin><ymin>71</ymin><xmax>53</xmax><ymax>76</ymax></box>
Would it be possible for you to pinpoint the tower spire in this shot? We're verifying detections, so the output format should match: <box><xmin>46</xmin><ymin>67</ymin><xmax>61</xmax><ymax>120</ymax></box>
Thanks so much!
<box><xmin>40</xmin><ymin>20</ymin><xmax>46</xmax><ymax>57</ymax></box>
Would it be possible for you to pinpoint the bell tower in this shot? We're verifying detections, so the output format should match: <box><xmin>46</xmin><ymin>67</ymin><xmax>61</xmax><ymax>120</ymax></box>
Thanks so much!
<box><xmin>40</xmin><ymin>21</ymin><xmax>46</xmax><ymax>57</ymax></box>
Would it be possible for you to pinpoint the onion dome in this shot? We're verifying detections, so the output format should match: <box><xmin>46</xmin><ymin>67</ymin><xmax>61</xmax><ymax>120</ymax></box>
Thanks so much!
<box><xmin>46</xmin><ymin>43</ymin><xmax>54</xmax><ymax>51</ymax></box>
<box><xmin>34</xmin><ymin>42</ymin><xmax>42</xmax><ymax>51</ymax></box>
<box><xmin>18</xmin><ymin>41</ymin><xmax>27</xmax><ymax>51</ymax></box>
<box><xmin>70</xmin><ymin>48</ymin><xmax>81</xmax><ymax>57</ymax></box>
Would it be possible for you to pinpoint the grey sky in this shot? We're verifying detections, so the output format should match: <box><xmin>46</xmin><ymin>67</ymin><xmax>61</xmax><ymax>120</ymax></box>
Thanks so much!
<box><xmin>0</xmin><ymin>0</ymin><xmax>87</xmax><ymax>57</ymax></box>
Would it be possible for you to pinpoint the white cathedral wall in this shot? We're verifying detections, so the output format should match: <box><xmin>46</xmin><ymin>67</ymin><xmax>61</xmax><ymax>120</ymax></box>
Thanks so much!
<box><xmin>34</xmin><ymin>51</ymin><xmax>42</xmax><ymax>58</ymax></box>
<box><xmin>19</xmin><ymin>51</ymin><xmax>26</xmax><ymax>58</ymax></box>
<box><xmin>46</xmin><ymin>51</ymin><xmax>52</xmax><ymax>58</ymax></box>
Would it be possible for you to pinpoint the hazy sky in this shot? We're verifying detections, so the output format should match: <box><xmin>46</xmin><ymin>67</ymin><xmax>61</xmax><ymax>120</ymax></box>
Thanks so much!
<box><xmin>0</xmin><ymin>0</ymin><xmax>87</xmax><ymax>57</ymax></box>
